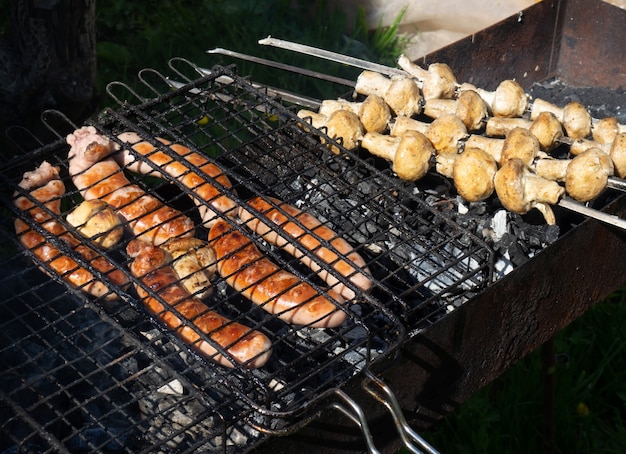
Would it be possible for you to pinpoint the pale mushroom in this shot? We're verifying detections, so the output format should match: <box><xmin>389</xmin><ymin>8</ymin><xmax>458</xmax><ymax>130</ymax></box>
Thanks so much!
<box><xmin>297</xmin><ymin>108</ymin><xmax>364</xmax><ymax>153</ymax></box>
<box><xmin>475</xmin><ymin>79</ymin><xmax>529</xmax><ymax>118</ymax></box>
<box><xmin>397</xmin><ymin>55</ymin><xmax>457</xmax><ymax>99</ymax></box>
<box><xmin>360</xmin><ymin>130</ymin><xmax>434</xmax><ymax>181</ymax></box>
<box><xmin>354</xmin><ymin>71</ymin><xmax>422</xmax><ymax>117</ymax></box>
<box><xmin>609</xmin><ymin>132</ymin><xmax>626</xmax><ymax>178</ymax></box>
<box><xmin>391</xmin><ymin>114</ymin><xmax>468</xmax><ymax>155</ymax></box>
<box><xmin>565</xmin><ymin>147</ymin><xmax>614</xmax><ymax>202</ymax></box>
<box><xmin>66</xmin><ymin>199</ymin><xmax>124</xmax><ymax>249</ymax></box>
<box><xmin>423</xmin><ymin>89</ymin><xmax>488</xmax><ymax>131</ymax></box>
<box><xmin>318</xmin><ymin>94</ymin><xmax>391</xmax><ymax>134</ymax></box>
<box><xmin>451</xmin><ymin>147</ymin><xmax>498</xmax><ymax>202</ymax></box>
<box><xmin>486</xmin><ymin>111</ymin><xmax>564</xmax><ymax>153</ymax></box>
<box><xmin>530</xmin><ymin>99</ymin><xmax>592</xmax><ymax>140</ymax></box>
<box><xmin>494</xmin><ymin>158</ymin><xmax>565</xmax><ymax>225</ymax></box>
<box><xmin>499</xmin><ymin>127</ymin><xmax>541</xmax><ymax>167</ymax></box>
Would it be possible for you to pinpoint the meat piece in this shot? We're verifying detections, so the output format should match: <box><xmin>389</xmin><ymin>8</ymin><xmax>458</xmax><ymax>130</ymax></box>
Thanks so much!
<box><xmin>67</xmin><ymin>126</ymin><xmax>195</xmax><ymax>245</ymax></box>
<box><xmin>115</xmin><ymin>131</ymin><xmax>238</xmax><ymax>227</ymax></box>
<box><xmin>127</xmin><ymin>239</ymin><xmax>271</xmax><ymax>368</ymax></box>
<box><xmin>238</xmin><ymin>196</ymin><xmax>372</xmax><ymax>301</ymax></box>
<box><xmin>66</xmin><ymin>199</ymin><xmax>124</xmax><ymax>249</ymax></box>
<box><xmin>208</xmin><ymin>219</ymin><xmax>347</xmax><ymax>328</ymax></box>
<box><xmin>14</xmin><ymin>161</ymin><xmax>129</xmax><ymax>300</ymax></box>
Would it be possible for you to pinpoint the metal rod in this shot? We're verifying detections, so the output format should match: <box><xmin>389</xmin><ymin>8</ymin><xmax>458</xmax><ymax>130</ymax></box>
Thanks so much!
<box><xmin>557</xmin><ymin>198</ymin><xmax>626</xmax><ymax>230</ymax></box>
<box><xmin>258</xmin><ymin>36</ymin><xmax>408</xmax><ymax>78</ymax></box>
<box><xmin>207</xmin><ymin>47</ymin><xmax>356</xmax><ymax>87</ymax></box>
<box><xmin>331</xmin><ymin>390</ymin><xmax>381</xmax><ymax>454</ymax></box>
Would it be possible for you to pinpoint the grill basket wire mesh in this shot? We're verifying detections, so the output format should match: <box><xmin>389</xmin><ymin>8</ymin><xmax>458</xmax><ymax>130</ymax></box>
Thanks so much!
<box><xmin>0</xmin><ymin>62</ymin><xmax>494</xmax><ymax>452</ymax></box>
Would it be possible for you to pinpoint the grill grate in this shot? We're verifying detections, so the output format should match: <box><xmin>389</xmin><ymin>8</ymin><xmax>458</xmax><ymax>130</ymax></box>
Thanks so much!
<box><xmin>0</xmin><ymin>62</ymin><xmax>494</xmax><ymax>452</ymax></box>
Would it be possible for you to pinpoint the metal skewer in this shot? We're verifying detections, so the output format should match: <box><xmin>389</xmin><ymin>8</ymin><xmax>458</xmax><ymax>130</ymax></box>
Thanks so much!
<box><xmin>204</xmin><ymin>44</ymin><xmax>626</xmax><ymax>231</ymax></box>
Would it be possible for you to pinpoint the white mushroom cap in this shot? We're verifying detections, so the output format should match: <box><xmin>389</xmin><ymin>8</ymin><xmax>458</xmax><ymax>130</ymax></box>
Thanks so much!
<box><xmin>452</xmin><ymin>147</ymin><xmax>498</xmax><ymax>202</ymax></box>
<box><xmin>384</xmin><ymin>77</ymin><xmax>423</xmax><ymax>117</ymax></box>
<box><xmin>562</xmin><ymin>101</ymin><xmax>592</xmax><ymax>140</ymax></box>
<box><xmin>361</xmin><ymin>130</ymin><xmax>434</xmax><ymax>181</ymax></box>
<box><xmin>358</xmin><ymin>94</ymin><xmax>392</xmax><ymax>133</ymax></box>
<box><xmin>494</xmin><ymin>158</ymin><xmax>565</xmax><ymax>225</ymax></box>
<box><xmin>565</xmin><ymin>147</ymin><xmax>614</xmax><ymax>202</ymax></box>
<box><xmin>609</xmin><ymin>132</ymin><xmax>626</xmax><ymax>178</ymax></box>
<box><xmin>500</xmin><ymin>127</ymin><xmax>541</xmax><ymax>167</ymax></box>
<box><xmin>592</xmin><ymin>117</ymin><xmax>620</xmax><ymax>144</ymax></box>
<box><xmin>478</xmin><ymin>80</ymin><xmax>529</xmax><ymax>118</ymax></box>
<box><xmin>421</xmin><ymin>63</ymin><xmax>457</xmax><ymax>100</ymax></box>
<box><xmin>528</xmin><ymin>111</ymin><xmax>564</xmax><ymax>152</ymax></box>
<box><xmin>425</xmin><ymin>114</ymin><xmax>468</xmax><ymax>154</ymax></box>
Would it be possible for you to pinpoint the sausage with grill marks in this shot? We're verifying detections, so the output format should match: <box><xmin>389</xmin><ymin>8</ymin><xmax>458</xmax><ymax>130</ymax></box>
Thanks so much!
<box><xmin>127</xmin><ymin>239</ymin><xmax>272</xmax><ymax>368</ymax></box>
<box><xmin>208</xmin><ymin>219</ymin><xmax>347</xmax><ymax>328</ymax></box>
<box><xmin>238</xmin><ymin>197</ymin><xmax>373</xmax><ymax>301</ymax></box>
<box><xmin>115</xmin><ymin>131</ymin><xmax>238</xmax><ymax>227</ymax></box>
<box><xmin>14</xmin><ymin>161</ymin><xmax>130</xmax><ymax>300</ymax></box>
<box><xmin>67</xmin><ymin>126</ymin><xmax>195</xmax><ymax>246</ymax></box>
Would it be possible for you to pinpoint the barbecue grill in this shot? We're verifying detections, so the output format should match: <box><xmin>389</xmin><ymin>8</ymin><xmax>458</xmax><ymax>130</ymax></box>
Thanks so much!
<box><xmin>1</xmin><ymin>0</ymin><xmax>626</xmax><ymax>453</ymax></box>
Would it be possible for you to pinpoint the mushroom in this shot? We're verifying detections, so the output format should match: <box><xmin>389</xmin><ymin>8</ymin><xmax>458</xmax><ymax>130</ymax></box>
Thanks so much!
<box><xmin>354</xmin><ymin>71</ymin><xmax>422</xmax><ymax>117</ymax></box>
<box><xmin>564</xmin><ymin>147</ymin><xmax>614</xmax><ymax>202</ymax></box>
<box><xmin>397</xmin><ymin>55</ymin><xmax>457</xmax><ymax>99</ymax></box>
<box><xmin>486</xmin><ymin>111</ymin><xmax>564</xmax><ymax>153</ymax></box>
<box><xmin>609</xmin><ymin>132</ymin><xmax>626</xmax><ymax>178</ymax></box>
<box><xmin>161</xmin><ymin>237</ymin><xmax>217</xmax><ymax>300</ymax></box>
<box><xmin>592</xmin><ymin>117</ymin><xmax>625</xmax><ymax>144</ymax></box>
<box><xmin>534</xmin><ymin>147</ymin><xmax>614</xmax><ymax>199</ymax></box>
<box><xmin>423</xmin><ymin>89</ymin><xmax>489</xmax><ymax>131</ymax></box>
<box><xmin>494</xmin><ymin>158</ymin><xmax>565</xmax><ymax>225</ymax></box>
<box><xmin>451</xmin><ymin>147</ymin><xmax>499</xmax><ymax>202</ymax></box>
<box><xmin>318</xmin><ymin>94</ymin><xmax>391</xmax><ymax>134</ymax></box>
<box><xmin>391</xmin><ymin>114</ymin><xmax>468</xmax><ymax>154</ymax></box>
<box><xmin>530</xmin><ymin>99</ymin><xmax>592</xmax><ymax>140</ymax></box>
<box><xmin>472</xmin><ymin>79</ymin><xmax>529</xmax><ymax>118</ymax></box>
<box><xmin>66</xmin><ymin>199</ymin><xmax>124</xmax><ymax>249</ymax></box>
<box><xmin>499</xmin><ymin>127</ymin><xmax>541</xmax><ymax>167</ymax></box>
<box><xmin>297</xmin><ymin>108</ymin><xmax>364</xmax><ymax>153</ymax></box>
<box><xmin>360</xmin><ymin>130</ymin><xmax>434</xmax><ymax>181</ymax></box>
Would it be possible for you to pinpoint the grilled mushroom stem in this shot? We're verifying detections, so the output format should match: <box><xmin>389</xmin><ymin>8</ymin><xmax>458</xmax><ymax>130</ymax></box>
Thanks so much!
<box><xmin>361</xmin><ymin>130</ymin><xmax>434</xmax><ymax>181</ymax></box>
<box><xmin>423</xmin><ymin>90</ymin><xmax>488</xmax><ymax>131</ymax></box>
<box><xmin>494</xmin><ymin>158</ymin><xmax>565</xmax><ymax>225</ymax></box>
<box><xmin>354</xmin><ymin>71</ymin><xmax>422</xmax><ymax>117</ymax></box>
<box><xmin>66</xmin><ymin>199</ymin><xmax>124</xmax><ymax>249</ymax></box>
<box><xmin>486</xmin><ymin>111</ymin><xmax>564</xmax><ymax>153</ymax></box>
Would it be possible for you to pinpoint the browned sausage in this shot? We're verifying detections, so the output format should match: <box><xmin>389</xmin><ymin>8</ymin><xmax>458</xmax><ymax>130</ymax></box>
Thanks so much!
<box><xmin>126</xmin><ymin>239</ymin><xmax>272</xmax><ymax>368</ymax></box>
<box><xmin>238</xmin><ymin>196</ymin><xmax>373</xmax><ymax>300</ymax></box>
<box><xmin>14</xmin><ymin>161</ymin><xmax>130</xmax><ymax>300</ymax></box>
<box><xmin>115</xmin><ymin>131</ymin><xmax>238</xmax><ymax>227</ymax></box>
<box><xmin>67</xmin><ymin>126</ymin><xmax>195</xmax><ymax>246</ymax></box>
<box><xmin>208</xmin><ymin>219</ymin><xmax>347</xmax><ymax>328</ymax></box>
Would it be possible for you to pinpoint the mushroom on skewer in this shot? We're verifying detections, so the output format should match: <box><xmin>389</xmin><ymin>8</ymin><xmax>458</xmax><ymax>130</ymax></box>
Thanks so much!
<box><xmin>530</xmin><ymin>99</ymin><xmax>592</xmax><ymax>140</ymax></box>
<box><xmin>390</xmin><ymin>114</ymin><xmax>468</xmax><ymax>155</ymax></box>
<box><xmin>422</xmin><ymin>89</ymin><xmax>489</xmax><ymax>131</ymax></box>
<box><xmin>297</xmin><ymin>108</ymin><xmax>364</xmax><ymax>153</ymax></box>
<box><xmin>486</xmin><ymin>111</ymin><xmax>565</xmax><ymax>153</ymax></box>
<box><xmin>354</xmin><ymin>71</ymin><xmax>422</xmax><ymax>118</ymax></box>
<box><xmin>397</xmin><ymin>55</ymin><xmax>457</xmax><ymax>100</ymax></box>
<box><xmin>494</xmin><ymin>158</ymin><xmax>566</xmax><ymax>225</ymax></box>
<box><xmin>318</xmin><ymin>94</ymin><xmax>392</xmax><ymax>134</ymax></box>
<box><xmin>360</xmin><ymin>130</ymin><xmax>434</xmax><ymax>181</ymax></box>
<box><xmin>462</xmin><ymin>79</ymin><xmax>530</xmax><ymax>118</ymax></box>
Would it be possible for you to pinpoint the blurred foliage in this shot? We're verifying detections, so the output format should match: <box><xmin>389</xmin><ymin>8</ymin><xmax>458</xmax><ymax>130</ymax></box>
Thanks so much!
<box><xmin>95</xmin><ymin>0</ymin><xmax>409</xmax><ymax>106</ymax></box>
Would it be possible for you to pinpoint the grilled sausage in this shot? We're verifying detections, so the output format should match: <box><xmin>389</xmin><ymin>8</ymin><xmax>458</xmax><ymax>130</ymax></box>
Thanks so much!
<box><xmin>67</xmin><ymin>126</ymin><xmax>195</xmax><ymax>246</ymax></box>
<box><xmin>208</xmin><ymin>219</ymin><xmax>347</xmax><ymax>328</ymax></box>
<box><xmin>238</xmin><ymin>197</ymin><xmax>373</xmax><ymax>300</ymax></box>
<box><xmin>115</xmin><ymin>131</ymin><xmax>238</xmax><ymax>227</ymax></box>
<box><xmin>14</xmin><ymin>161</ymin><xmax>130</xmax><ymax>300</ymax></box>
<box><xmin>127</xmin><ymin>239</ymin><xmax>272</xmax><ymax>368</ymax></box>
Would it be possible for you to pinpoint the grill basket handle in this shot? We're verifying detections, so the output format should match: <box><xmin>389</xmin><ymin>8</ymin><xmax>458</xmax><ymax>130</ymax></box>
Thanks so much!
<box><xmin>361</xmin><ymin>370</ymin><xmax>440</xmax><ymax>454</ymax></box>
